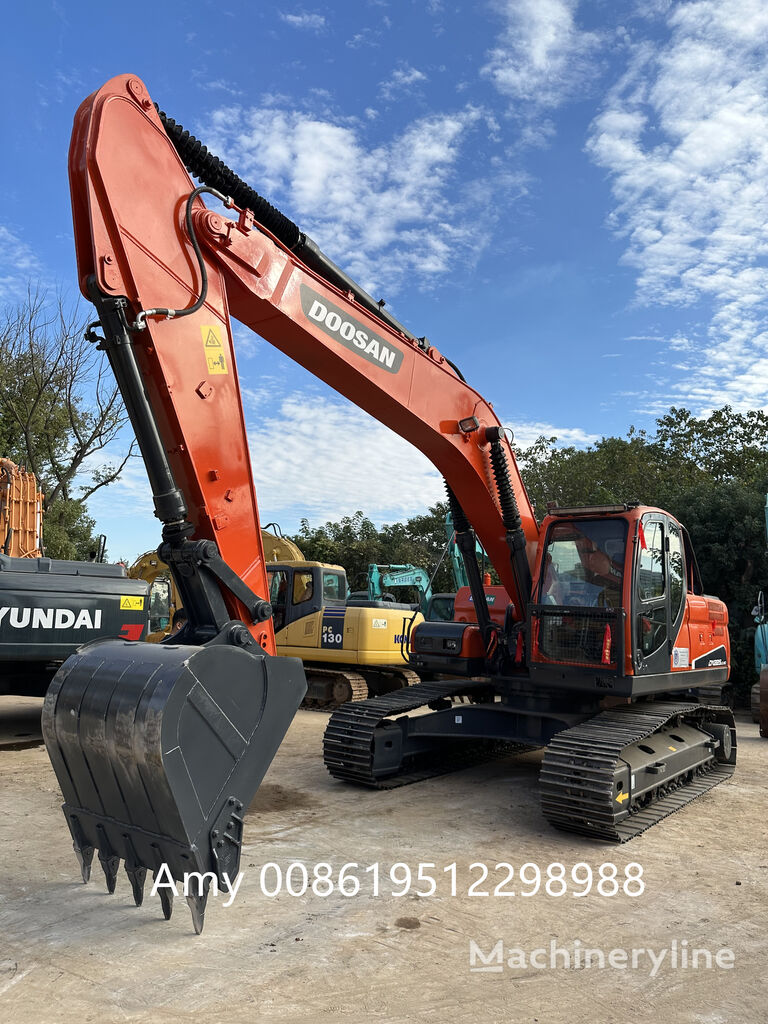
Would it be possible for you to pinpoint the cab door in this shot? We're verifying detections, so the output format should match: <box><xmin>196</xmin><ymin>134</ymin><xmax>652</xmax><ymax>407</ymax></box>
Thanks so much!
<box><xmin>666</xmin><ymin>519</ymin><xmax>688</xmax><ymax>669</ymax></box>
<box><xmin>632</xmin><ymin>514</ymin><xmax>669</xmax><ymax>676</ymax></box>
<box><xmin>632</xmin><ymin>513</ymin><xmax>688</xmax><ymax>678</ymax></box>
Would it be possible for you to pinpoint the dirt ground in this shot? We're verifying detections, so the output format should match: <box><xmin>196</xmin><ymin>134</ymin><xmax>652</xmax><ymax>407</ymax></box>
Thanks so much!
<box><xmin>0</xmin><ymin>694</ymin><xmax>766</xmax><ymax>1024</ymax></box>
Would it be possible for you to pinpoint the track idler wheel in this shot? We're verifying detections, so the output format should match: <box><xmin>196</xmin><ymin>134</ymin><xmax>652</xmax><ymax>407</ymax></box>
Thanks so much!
<box><xmin>707</xmin><ymin>721</ymin><xmax>735</xmax><ymax>763</ymax></box>
<box><xmin>42</xmin><ymin>637</ymin><xmax>306</xmax><ymax>932</ymax></box>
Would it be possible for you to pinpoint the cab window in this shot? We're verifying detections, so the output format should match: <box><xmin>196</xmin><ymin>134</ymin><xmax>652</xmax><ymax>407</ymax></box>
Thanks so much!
<box><xmin>268</xmin><ymin>570</ymin><xmax>289</xmax><ymax>631</ymax></box>
<box><xmin>636</xmin><ymin>519</ymin><xmax>667</xmax><ymax>657</ymax></box>
<box><xmin>148</xmin><ymin>577</ymin><xmax>171</xmax><ymax>634</ymax></box>
<box><xmin>322</xmin><ymin>572</ymin><xmax>346</xmax><ymax>602</ymax></box>
<box><xmin>668</xmin><ymin>522</ymin><xmax>685</xmax><ymax>621</ymax></box>
<box><xmin>540</xmin><ymin>519</ymin><xmax>627</xmax><ymax>609</ymax></box>
<box><xmin>293</xmin><ymin>571</ymin><xmax>314</xmax><ymax>605</ymax></box>
<box><xmin>638</xmin><ymin>522</ymin><xmax>665</xmax><ymax>600</ymax></box>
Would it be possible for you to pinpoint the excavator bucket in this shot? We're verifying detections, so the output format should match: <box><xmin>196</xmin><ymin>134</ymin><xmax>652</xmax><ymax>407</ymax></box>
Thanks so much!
<box><xmin>42</xmin><ymin>637</ymin><xmax>305</xmax><ymax>933</ymax></box>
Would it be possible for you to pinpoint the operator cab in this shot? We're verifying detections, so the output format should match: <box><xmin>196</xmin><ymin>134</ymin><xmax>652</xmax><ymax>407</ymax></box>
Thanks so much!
<box><xmin>267</xmin><ymin>561</ymin><xmax>347</xmax><ymax>633</ymax></box>
<box><xmin>412</xmin><ymin>504</ymin><xmax>728</xmax><ymax>696</ymax></box>
<box><xmin>530</xmin><ymin>504</ymin><xmax>727</xmax><ymax>695</ymax></box>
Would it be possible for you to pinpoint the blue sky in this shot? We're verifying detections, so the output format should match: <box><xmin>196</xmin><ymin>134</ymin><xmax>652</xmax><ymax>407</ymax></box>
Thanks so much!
<box><xmin>2</xmin><ymin>1</ymin><xmax>767</xmax><ymax>561</ymax></box>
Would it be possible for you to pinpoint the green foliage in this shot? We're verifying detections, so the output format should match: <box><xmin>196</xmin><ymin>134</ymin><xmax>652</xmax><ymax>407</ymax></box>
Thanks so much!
<box><xmin>291</xmin><ymin>502</ymin><xmax>459</xmax><ymax>596</ymax></box>
<box><xmin>40</xmin><ymin>499</ymin><xmax>100</xmax><ymax>561</ymax></box>
<box><xmin>668</xmin><ymin>479</ymin><xmax>766</xmax><ymax>702</ymax></box>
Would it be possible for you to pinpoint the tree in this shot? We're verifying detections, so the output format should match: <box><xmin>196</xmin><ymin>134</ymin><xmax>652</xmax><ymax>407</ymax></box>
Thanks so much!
<box><xmin>293</xmin><ymin>512</ymin><xmax>385</xmax><ymax>589</ymax></box>
<box><xmin>676</xmin><ymin>479</ymin><xmax>767</xmax><ymax>698</ymax></box>
<box><xmin>0</xmin><ymin>289</ymin><xmax>135</xmax><ymax>558</ymax></box>
<box><xmin>654</xmin><ymin>406</ymin><xmax>768</xmax><ymax>486</ymax></box>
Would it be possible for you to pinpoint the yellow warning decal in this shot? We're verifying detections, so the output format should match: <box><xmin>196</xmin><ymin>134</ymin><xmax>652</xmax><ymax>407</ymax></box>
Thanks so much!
<box><xmin>615</xmin><ymin>791</ymin><xmax>629</xmax><ymax>804</ymax></box>
<box><xmin>202</xmin><ymin>325</ymin><xmax>223</xmax><ymax>348</ymax></box>
<box><xmin>120</xmin><ymin>595</ymin><xmax>145</xmax><ymax>611</ymax></box>
<box><xmin>201</xmin><ymin>325</ymin><xmax>228</xmax><ymax>374</ymax></box>
<box><xmin>206</xmin><ymin>353</ymin><xmax>228</xmax><ymax>375</ymax></box>
<box><xmin>667</xmin><ymin>746</ymin><xmax>677</xmax><ymax>752</ymax></box>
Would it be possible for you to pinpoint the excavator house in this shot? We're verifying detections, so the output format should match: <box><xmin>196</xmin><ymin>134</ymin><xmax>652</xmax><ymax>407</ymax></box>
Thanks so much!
<box><xmin>42</xmin><ymin>75</ymin><xmax>736</xmax><ymax>933</ymax></box>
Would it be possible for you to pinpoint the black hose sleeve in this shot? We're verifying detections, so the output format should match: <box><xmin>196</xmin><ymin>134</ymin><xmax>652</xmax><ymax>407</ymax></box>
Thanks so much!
<box><xmin>489</xmin><ymin>440</ymin><xmax>523</xmax><ymax>537</ymax></box>
<box><xmin>445</xmin><ymin>482</ymin><xmax>471</xmax><ymax>534</ymax></box>
<box><xmin>156</xmin><ymin>107</ymin><xmax>302</xmax><ymax>250</ymax></box>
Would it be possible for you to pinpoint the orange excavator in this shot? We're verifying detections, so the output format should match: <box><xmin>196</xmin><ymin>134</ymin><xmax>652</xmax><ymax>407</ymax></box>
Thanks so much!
<box><xmin>43</xmin><ymin>75</ymin><xmax>736</xmax><ymax>933</ymax></box>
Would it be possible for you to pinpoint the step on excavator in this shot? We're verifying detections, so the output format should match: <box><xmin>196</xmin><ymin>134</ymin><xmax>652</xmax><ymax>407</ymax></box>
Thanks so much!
<box><xmin>42</xmin><ymin>75</ymin><xmax>736</xmax><ymax>933</ymax></box>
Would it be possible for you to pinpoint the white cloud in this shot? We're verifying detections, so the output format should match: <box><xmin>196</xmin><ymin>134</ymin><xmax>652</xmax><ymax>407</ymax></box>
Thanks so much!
<box><xmin>200</xmin><ymin>79</ymin><xmax>243</xmax><ymax>97</ymax></box>
<box><xmin>245</xmin><ymin>392</ymin><xmax>597</xmax><ymax>530</ymax></box>
<box><xmin>279</xmin><ymin>12</ymin><xmax>326</xmax><ymax>31</ymax></box>
<box><xmin>587</xmin><ymin>0</ymin><xmax>768</xmax><ymax>411</ymax></box>
<box><xmin>505</xmin><ymin>420</ymin><xmax>599</xmax><ymax>448</ymax></box>
<box><xmin>482</xmin><ymin>0</ymin><xmax>601</xmax><ymax>111</ymax></box>
<box><xmin>346</xmin><ymin>28</ymin><xmax>381</xmax><ymax>49</ymax></box>
<box><xmin>82</xmin><ymin>393</ymin><xmax>599</xmax><ymax>558</ymax></box>
<box><xmin>378</xmin><ymin>64</ymin><xmax>428</xmax><ymax>100</ymax></box>
<box><xmin>0</xmin><ymin>226</ymin><xmax>42</xmax><ymax>299</ymax></box>
<box><xmin>201</xmin><ymin>102</ymin><xmax>504</xmax><ymax>295</ymax></box>
<box><xmin>248</xmin><ymin>394</ymin><xmax>445</xmax><ymax>526</ymax></box>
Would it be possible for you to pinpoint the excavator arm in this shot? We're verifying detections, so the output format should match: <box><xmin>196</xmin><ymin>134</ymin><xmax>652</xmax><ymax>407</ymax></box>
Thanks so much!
<box><xmin>42</xmin><ymin>74</ymin><xmax>541</xmax><ymax>932</ymax></box>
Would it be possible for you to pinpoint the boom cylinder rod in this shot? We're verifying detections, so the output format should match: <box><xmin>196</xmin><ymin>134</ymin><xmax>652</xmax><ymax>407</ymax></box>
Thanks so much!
<box><xmin>446</xmin><ymin>483</ymin><xmax>495</xmax><ymax>646</ymax></box>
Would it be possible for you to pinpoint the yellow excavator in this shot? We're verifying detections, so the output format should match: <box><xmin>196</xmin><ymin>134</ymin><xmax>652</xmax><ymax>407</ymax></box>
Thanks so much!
<box><xmin>266</xmin><ymin>559</ymin><xmax>421</xmax><ymax>706</ymax></box>
<box><xmin>130</xmin><ymin>526</ymin><xmax>422</xmax><ymax>705</ymax></box>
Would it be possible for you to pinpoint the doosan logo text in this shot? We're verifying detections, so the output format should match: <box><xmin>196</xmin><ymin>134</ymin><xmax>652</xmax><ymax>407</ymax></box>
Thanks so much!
<box><xmin>0</xmin><ymin>607</ymin><xmax>103</xmax><ymax>630</ymax></box>
<box><xmin>300</xmin><ymin>284</ymin><xmax>403</xmax><ymax>373</ymax></box>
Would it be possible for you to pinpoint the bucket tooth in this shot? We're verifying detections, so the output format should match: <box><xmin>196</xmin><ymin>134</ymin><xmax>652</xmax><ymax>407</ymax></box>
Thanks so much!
<box><xmin>186</xmin><ymin>891</ymin><xmax>209</xmax><ymax>935</ymax></box>
<box><xmin>125</xmin><ymin>862</ymin><xmax>147</xmax><ymax>906</ymax></box>
<box><xmin>154</xmin><ymin>871</ymin><xmax>174</xmax><ymax>920</ymax></box>
<box><xmin>73</xmin><ymin>841</ymin><xmax>94</xmax><ymax>883</ymax></box>
<box><xmin>98</xmin><ymin>849</ymin><xmax>121</xmax><ymax>894</ymax></box>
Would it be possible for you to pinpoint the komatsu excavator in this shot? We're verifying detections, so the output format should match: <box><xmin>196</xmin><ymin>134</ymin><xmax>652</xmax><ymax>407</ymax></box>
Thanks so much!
<box><xmin>42</xmin><ymin>75</ymin><xmax>736</xmax><ymax>933</ymax></box>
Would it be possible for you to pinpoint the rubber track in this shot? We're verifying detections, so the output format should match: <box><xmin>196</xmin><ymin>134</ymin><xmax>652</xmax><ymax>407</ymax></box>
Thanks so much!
<box><xmin>540</xmin><ymin>702</ymin><xmax>735</xmax><ymax>842</ymax></box>
<box><xmin>323</xmin><ymin>679</ymin><xmax>524</xmax><ymax>788</ymax></box>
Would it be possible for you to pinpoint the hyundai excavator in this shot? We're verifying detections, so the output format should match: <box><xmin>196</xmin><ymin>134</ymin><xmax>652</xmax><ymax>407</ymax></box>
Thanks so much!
<box><xmin>42</xmin><ymin>75</ymin><xmax>736</xmax><ymax>934</ymax></box>
<box><xmin>0</xmin><ymin>458</ymin><xmax>148</xmax><ymax>695</ymax></box>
